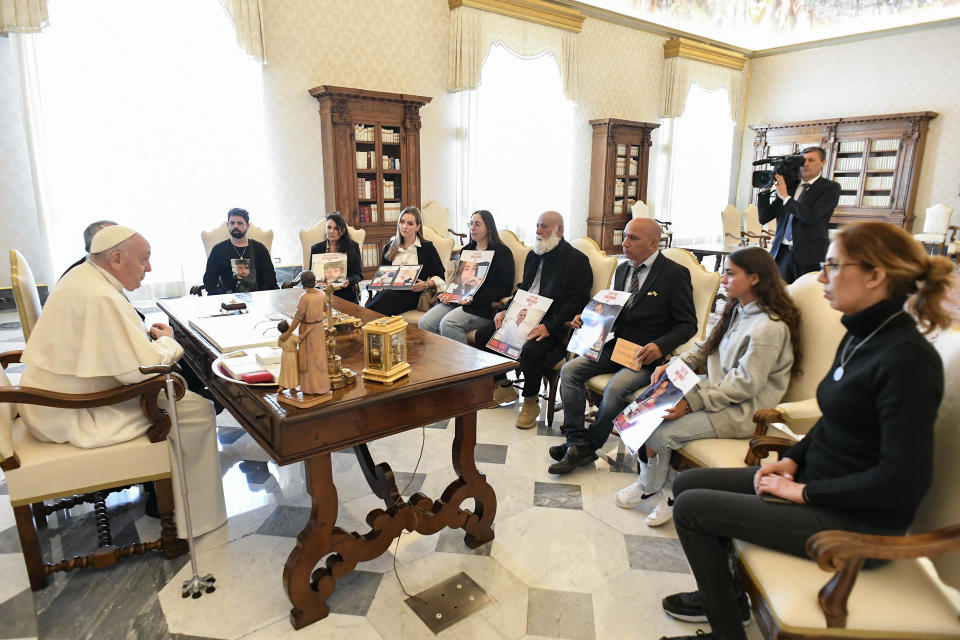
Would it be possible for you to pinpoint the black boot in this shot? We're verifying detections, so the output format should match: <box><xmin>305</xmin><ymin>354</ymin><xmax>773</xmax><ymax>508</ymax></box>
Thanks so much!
<box><xmin>547</xmin><ymin>445</ymin><xmax>598</xmax><ymax>475</ymax></box>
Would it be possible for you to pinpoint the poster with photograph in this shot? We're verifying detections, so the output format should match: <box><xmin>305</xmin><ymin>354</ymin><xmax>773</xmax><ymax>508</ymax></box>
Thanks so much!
<box><xmin>393</xmin><ymin>265</ymin><xmax>422</xmax><ymax>290</ymax></box>
<box><xmin>612</xmin><ymin>359</ymin><xmax>700</xmax><ymax>454</ymax></box>
<box><xmin>567</xmin><ymin>289</ymin><xmax>633</xmax><ymax>360</ymax></box>
<box><xmin>230</xmin><ymin>258</ymin><xmax>256</xmax><ymax>292</ymax></box>
<box><xmin>442</xmin><ymin>250</ymin><xmax>494</xmax><ymax>304</ymax></box>
<box><xmin>485</xmin><ymin>289</ymin><xmax>553</xmax><ymax>360</ymax></box>
<box><xmin>370</xmin><ymin>266</ymin><xmax>401</xmax><ymax>290</ymax></box>
<box><xmin>311</xmin><ymin>253</ymin><xmax>348</xmax><ymax>285</ymax></box>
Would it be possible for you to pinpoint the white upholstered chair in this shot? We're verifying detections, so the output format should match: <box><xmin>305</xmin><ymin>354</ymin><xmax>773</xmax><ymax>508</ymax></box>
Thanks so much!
<box><xmin>297</xmin><ymin>219</ymin><xmax>366</xmax><ymax>271</ymax></box>
<box><xmin>735</xmin><ymin>327</ymin><xmax>960</xmax><ymax>639</ymax></box>
<box><xmin>947</xmin><ymin>226</ymin><xmax>960</xmax><ymax>265</ymax></box>
<box><xmin>721</xmin><ymin>204</ymin><xmax>746</xmax><ymax>247</ymax></box>
<box><xmin>200</xmin><ymin>222</ymin><xmax>274</xmax><ymax>257</ymax></box>
<box><xmin>9</xmin><ymin>249</ymin><xmax>41</xmax><ymax>342</ymax></box>
<box><xmin>421</xmin><ymin>201</ymin><xmax>466</xmax><ymax>247</ymax></box>
<box><xmin>631</xmin><ymin>200</ymin><xmax>672</xmax><ymax>248</ymax></box>
<box><xmin>913</xmin><ymin>203</ymin><xmax>954</xmax><ymax>255</ymax></box>
<box><xmin>584</xmin><ymin>248</ymin><xmax>720</xmax><ymax>402</ymax></box>
<box><xmin>677</xmin><ymin>271</ymin><xmax>845</xmax><ymax>470</ymax></box>
<box><xmin>0</xmin><ymin>354</ymin><xmax>185</xmax><ymax>591</ymax></box>
<box><xmin>742</xmin><ymin>204</ymin><xmax>772</xmax><ymax>248</ymax></box>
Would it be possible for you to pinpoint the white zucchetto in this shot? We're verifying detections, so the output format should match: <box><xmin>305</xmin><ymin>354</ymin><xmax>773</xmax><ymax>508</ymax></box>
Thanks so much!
<box><xmin>89</xmin><ymin>225</ymin><xmax>137</xmax><ymax>254</ymax></box>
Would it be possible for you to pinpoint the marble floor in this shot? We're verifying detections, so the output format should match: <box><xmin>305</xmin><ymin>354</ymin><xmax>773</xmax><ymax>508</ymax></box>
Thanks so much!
<box><xmin>0</xmin><ymin>308</ymin><xmax>766</xmax><ymax>640</ymax></box>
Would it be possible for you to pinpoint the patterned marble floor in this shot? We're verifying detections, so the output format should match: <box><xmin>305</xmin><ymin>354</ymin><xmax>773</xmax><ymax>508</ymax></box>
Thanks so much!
<box><xmin>0</xmin><ymin>308</ymin><xmax>766</xmax><ymax>640</ymax></box>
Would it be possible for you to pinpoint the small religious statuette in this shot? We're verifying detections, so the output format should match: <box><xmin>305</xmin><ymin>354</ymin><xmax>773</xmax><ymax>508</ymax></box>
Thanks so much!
<box><xmin>276</xmin><ymin>320</ymin><xmax>300</xmax><ymax>393</ymax></box>
<box><xmin>277</xmin><ymin>271</ymin><xmax>333</xmax><ymax>408</ymax></box>
<box><xmin>361</xmin><ymin>315</ymin><xmax>410</xmax><ymax>385</ymax></box>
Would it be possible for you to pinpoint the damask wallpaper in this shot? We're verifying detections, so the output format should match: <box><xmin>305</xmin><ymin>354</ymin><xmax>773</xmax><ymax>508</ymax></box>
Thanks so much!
<box><xmin>736</xmin><ymin>23</ymin><xmax>960</xmax><ymax>230</ymax></box>
<box><xmin>0</xmin><ymin>37</ymin><xmax>48</xmax><ymax>286</ymax></box>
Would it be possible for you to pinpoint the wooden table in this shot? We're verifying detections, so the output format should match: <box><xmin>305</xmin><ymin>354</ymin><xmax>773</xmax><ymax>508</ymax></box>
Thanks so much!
<box><xmin>158</xmin><ymin>290</ymin><xmax>514</xmax><ymax>629</ymax></box>
<box><xmin>675</xmin><ymin>242</ymin><xmax>742</xmax><ymax>271</ymax></box>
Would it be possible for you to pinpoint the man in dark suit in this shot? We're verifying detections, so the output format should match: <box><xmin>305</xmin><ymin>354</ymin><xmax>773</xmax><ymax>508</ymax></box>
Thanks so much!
<box><xmin>549</xmin><ymin>218</ymin><xmax>697</xmax><ymax>474</ymax></box>
<box><xmin>758</xmin><ymin>146</ymin><xmax>841</xmax><ymax>283</ymax></box>
<box><xmin>474</xmin><ymin>211</ymin><xmax>593</xmax><ymax>429</ymax></box>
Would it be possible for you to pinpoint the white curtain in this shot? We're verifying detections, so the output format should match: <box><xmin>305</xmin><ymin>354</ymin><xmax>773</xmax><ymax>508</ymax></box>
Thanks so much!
<box><xmin>459</xmin><ymin>43</ymin><xmax>575</xmax><ymax>243</ymax></box>
<box><xmin>653</xmin><ymin>83</ymin><xmax>735</xmax><ymax>248</ymax></box>
<box><xmin>217</xmin><ymin>0</ymin><xmax>266</xmax><ymax>63</ymax></box>
<box><xmin>448</xmin><ymin>5</ymin><xmax>579</xmax><ymax>101</ymax></box>
<box><xmin>15</xmin><ymin>0</ymin><xmax>274</xmax><ymax>299</ymax></box>
<box><xmin>0</xmin><ymin>0</ymin><xmax>47</xmax><ymax>32</ymax></box>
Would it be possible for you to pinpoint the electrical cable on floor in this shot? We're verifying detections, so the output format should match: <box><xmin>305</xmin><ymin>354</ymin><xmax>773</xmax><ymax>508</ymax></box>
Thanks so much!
<box><xmin>390</xmin><ymin>425</ymin><xmax>428</xmax><ymax>603</ymax></box>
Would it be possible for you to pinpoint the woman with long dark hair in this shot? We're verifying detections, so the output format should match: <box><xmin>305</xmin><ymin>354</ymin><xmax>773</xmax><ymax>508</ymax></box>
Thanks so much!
<box><xmin>365</xmin><ymin>206</ymin><xmax>446</xmax><ymax>316</ymax></box>
<box><xmin>308</xmin><ymin>212</ymin><xmax>363</xmax><ymax>304</ymax></box>
<box><xmin>616</xmin><ymin>246</ymin><xmax>802</xmax><ymax>528</ymax></box>
<box><xmin>657</xmin><ymin>223</ymin><xmax>954</xmax><ymax>640</ymax></box>
<box><xmin>418</xmin><ymin>210</ymin><xmax>515</xmax><ymax>343</ymax></box>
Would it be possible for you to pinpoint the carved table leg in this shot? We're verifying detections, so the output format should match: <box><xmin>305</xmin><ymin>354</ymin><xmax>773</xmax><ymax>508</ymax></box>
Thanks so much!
<box><xmin>451</xmin><ymin>411</ymin><xmax>496</xmax><ymax>548</ymax></box>
<box><xmin>283</xmin><ymin>453</ymin><xmax>338</xmax><ymax>630</ymax></box>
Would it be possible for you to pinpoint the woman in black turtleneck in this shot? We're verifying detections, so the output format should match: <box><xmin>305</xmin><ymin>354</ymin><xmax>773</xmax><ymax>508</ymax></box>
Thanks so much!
<box><xmin>656</xmin><ymin>222</ymin><xmax>956</xmax><ymax>640</ymax></box>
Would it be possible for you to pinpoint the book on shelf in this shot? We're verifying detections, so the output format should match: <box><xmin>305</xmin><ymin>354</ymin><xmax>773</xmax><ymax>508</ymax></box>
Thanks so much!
<box><xmin>864</xmin><ymin>175</ymin><xmax>893</xmax><ymax>190</ymax></box>
<box><xmin>612</xmin><ymin>230</ymin><xmax>623</xmax><ymax>245</ymax></box>
<box><xmin>834</xmin><ymin>157</ymin><xmax>863</xmax><ymax>172</ymax></box>
<box><xmin>615</xmin><ymin>157</ymin><xmax>626</xmax><ymax>175</ymax></box>
<box><xmin>836</xmin><ymin>176</ymin><xmax>860</xmax><ymax>190</ymax></box>
<box><xmin>382</xmin><ymin>155</ymin><xmax>400</xmax><ymax>170</ymax></box>
<box><xmin>614</xmin><ymin>179</ymin><xmax>625</xmax><ymax>197</ymax></box>
<box><xmin>838</xmin><ymin>195</ymin><xmax>858</xmax><ymax>206</ymax></box>
<box><xmin>381</xmin><ymin>127</ymin><xmax>400</xmax><ymax>144</ymax></box>
<box><xmin>629</xmin><ymin>145</ymin><xmax>639</xmax><ymax>156</ymax></box>
<box><xmin>362</xmin><ymin>243</ymin><xmax>380</xmax><ymax>267</ymax></box>
<box><xmin>357</xmin><ymin>178</ymin><xmax>378</xmax><ymax>200</ymax></box>
<box><xmin>616</xmin><ymin>144</ymin><xmax>626</xmax><ymax>156</ymax></box>
<box><xmin>627</xmin><ymin>183</ymin><xmax>637</xmax><ymax>197</ymax></box>
<box><xmin>628</xmin><ymin>158</ymin><xmax>638</xmax><ymax>176</ymax></box>
<box><xmin>355</xmin><ymin>150</ymin><xmax>377</xmax><ymax>170</ymax></box>
<box><xmin>871</xmin><ymin>139</ymin><xmax>899</xmax><ymax>152</ymax></box>
<box><xmin>838</xmin><ymin>140</ymin><xmax>865</xmax><ymax>153</ymax></box>
<box><xmin>613</xmin><ymin>199</ymin><xmax>623</xmax><ymax>215</ymax></box>
<box><xmin>383</xmin><ymin>180</ymin><xmax>396</xmax><ymax>199</ymax></box>
<box><xmin>383</xmin><ymin>201</ymin><xmax>401</xmax><ymax>222</ymax></box>
<box><xmin>867</xmin><ymin>155</ymin><xmax>896</xmax><ymax>171</ymax></box>
<box><xmin>354</xmin><ymin>124</ymin><xmax>375</xmax><ymax>143</ymax></box>
<box><xmin>359</xmin><ymin>203</ymin><xmax>379</xmax><ymax>223</ymax></box>
<box><xmin>863</xmin><ymin>195</ymin><xmax>891</xmax><ymax>207</ymax></box>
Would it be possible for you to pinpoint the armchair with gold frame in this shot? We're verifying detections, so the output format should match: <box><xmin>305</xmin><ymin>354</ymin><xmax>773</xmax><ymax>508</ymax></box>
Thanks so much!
<box><xmin>0</xmin><ymin>351</ymin><xmax>187</xmax><ymax>591</ymax></box>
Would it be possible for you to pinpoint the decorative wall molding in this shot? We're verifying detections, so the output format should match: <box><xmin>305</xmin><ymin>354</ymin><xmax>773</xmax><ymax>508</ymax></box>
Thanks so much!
<box><xmin>448</xmin><ymin>0</ymin><xmax>584</xmax><ymax>33</ymax></box>
<box><xmin>663</xmin><ymin>37</ymin><xmax>746</xmax><ymax>71</ymax></box>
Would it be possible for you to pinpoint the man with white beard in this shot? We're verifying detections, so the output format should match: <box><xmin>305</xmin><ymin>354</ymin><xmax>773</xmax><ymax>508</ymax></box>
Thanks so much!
<box><xmin>474</xmin><ymin>211</ymin><xmax>592</xmax><ymax>429</ymax></box>
<box><xmin>19</xmin><ymin>225</ymin><xmax>227</xmax><ymax>537</ymax></box>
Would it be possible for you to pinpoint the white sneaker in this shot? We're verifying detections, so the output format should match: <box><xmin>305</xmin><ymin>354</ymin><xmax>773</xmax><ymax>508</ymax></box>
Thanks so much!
<box><xmin>615</xmin><ymin>479</ymin><xmax>654</xmax><ymax>509</ymax></box>
<box><xmin>645</xmin><ymin>490</ymin><xmax>674</xmax><ymax>527</ymax></box>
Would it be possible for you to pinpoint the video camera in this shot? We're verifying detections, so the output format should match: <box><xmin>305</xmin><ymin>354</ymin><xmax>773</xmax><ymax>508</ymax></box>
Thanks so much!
<box><xmin>752</xmin><ymin>154</ymin><xmax>804</xmax><ymax>190</ymax></box>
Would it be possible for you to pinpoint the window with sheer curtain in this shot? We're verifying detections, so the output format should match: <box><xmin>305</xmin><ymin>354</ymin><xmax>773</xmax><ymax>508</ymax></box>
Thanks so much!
<box><xmin>17</xmin><ymin>0</ymin><xmax>271</xmax><ymax>299</ymax></box>
<box><xmin>652</xmin><ymin>82</ymin><xmax>735</xmax><ymax>247</ymax></box>
<box><xmin>458</xmin><ymin>43</ymin><xmax>575</xmax><ymax>244</ymax></box>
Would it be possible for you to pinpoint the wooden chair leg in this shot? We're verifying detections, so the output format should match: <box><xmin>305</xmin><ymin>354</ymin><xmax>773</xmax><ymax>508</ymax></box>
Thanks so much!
<box><xmin>13</xmin><ymin>504</ymin><xmax>46</xmax><ymax>591</ymax></box>
<box><xmin>31</xmin><ymin>501</ymin><xmax>47</xmax><ymax>529</ymax></box>
<box><xmin>155</xmin><ymin>478</ymin><xmax>187</xmax><ymax>559</ymax></box>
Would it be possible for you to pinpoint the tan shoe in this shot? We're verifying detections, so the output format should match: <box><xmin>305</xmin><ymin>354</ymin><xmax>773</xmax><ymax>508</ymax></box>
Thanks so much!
<box><xmin>516</xmin><ymin>397</ymin><xmax>540</xmax><ymax>429</ymax></box>
<box><xmin>493</xmin><ymin>381</ymin><xmax>519</xmax><ymax>405</ymax></box>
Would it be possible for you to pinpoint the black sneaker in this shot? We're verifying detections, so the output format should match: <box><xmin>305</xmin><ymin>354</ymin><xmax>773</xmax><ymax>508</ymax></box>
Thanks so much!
<box><xmin>659</xmin><ymin>631</ymin><xmax>712</xmax><ymax>640</ymax></box>
<box><xmin>662</xmin><ymin>590</ymin><xmax>751</xmax><ymax>625</ymax></box>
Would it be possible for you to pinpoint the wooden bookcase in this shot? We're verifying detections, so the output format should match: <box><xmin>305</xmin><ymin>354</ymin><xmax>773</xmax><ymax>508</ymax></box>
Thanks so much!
<box><xmin>750</xmin><ymin>112</ymin><xmax>937</xmax><ymax>231</ymax></box>
<box><xmin>309</xmin><ymin>85</ymin><xmax>432</xmax><ymax>277</ymax></box>
<box><xmin>587</xmin><ymin>119</ymin><xmax>660</xmax><ymax>253</ymax></box>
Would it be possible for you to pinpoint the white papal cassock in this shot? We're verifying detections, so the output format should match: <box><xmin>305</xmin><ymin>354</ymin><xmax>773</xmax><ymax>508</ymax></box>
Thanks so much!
<box><xmin>18</xmin><ymin>261</ymin><xmax>227</xmax><ymax>537</ymax></box>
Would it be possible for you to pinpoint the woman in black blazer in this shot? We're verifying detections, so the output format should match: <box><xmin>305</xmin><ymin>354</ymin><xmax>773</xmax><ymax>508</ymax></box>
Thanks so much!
<box><xmin>365</xmin><ymin>206</ymin><xmax>446</xmax><ymax>316</ymax></box>
<box><xmin>308</xmin><ymin>212</ymin><xmax>363</xmax><ymax>304</ymax></box>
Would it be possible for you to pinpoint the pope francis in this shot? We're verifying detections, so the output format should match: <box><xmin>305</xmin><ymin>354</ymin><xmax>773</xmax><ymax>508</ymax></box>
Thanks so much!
<box><xmin>18</xmin><ymin>225</ymin><xmax>227</xmax><ymax>537</ymax></box>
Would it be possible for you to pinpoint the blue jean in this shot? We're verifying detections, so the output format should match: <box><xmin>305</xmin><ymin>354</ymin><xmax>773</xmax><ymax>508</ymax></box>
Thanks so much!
<box><xmin>418</xmin><ymin>304</ymin><xmax>493</xmax><ymax>344</ymax></box>
<box><xmin>639</xmin><ymin>410</ymin><xmax>716</xmax><ymax>494</ymax></box>
<box><xmin>560</xmin><ymin>352</ymin><xmax>653</xmax><ymax>449</ymax></box>
<box><xmin>672</xmin><ymin>467</ymin><xmax>897</xmax><ymax>640</ymax></box>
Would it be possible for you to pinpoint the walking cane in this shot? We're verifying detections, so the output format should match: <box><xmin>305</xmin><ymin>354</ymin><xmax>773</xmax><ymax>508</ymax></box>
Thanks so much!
<box><xmin>140</xmin><ymin>364</ymin><xmax>216</xmax><ymax>599</ymax></box>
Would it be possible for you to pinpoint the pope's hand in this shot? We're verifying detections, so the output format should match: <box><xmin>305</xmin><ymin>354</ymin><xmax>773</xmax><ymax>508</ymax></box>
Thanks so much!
<box><xmin>149</xmin><ymin>323</ymin><xmax>174</xmax><ymax>340</ymax></box>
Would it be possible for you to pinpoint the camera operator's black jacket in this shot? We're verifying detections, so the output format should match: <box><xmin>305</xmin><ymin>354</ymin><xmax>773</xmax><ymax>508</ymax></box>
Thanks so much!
<box><xmin>758</xmin><ymin>176</ymin><xmax>841</xmax><ymax>266</ymax></box>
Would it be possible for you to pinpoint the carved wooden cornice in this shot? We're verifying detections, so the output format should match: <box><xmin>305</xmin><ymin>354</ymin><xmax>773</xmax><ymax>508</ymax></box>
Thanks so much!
<box><xmin>449</xmin><ymin>0</ymin><xmax>585</xmax><ymax>33</ymax></box>
<box><xmin>750</xmin><ymin>112</ymin><xmax>938</xmax><ymax>132</ymax></box>
<box><xmin>663</xmin><ymin>37</ymin><xmax>747</xmax><ymax>71</ymax></box>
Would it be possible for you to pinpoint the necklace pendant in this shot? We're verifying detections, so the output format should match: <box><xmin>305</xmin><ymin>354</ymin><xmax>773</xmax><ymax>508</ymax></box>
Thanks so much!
<box><xmin>833</xmin><ymin>366</ymin><xmax>844</xmax><ymax>382</ymax></box>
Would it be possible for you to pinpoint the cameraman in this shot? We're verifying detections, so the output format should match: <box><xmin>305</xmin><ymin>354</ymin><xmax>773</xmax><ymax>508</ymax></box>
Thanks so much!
<box><xmin>758</xmin><ymin>146</ymin><xmax>840</xmax><ymax>283</ymax></box>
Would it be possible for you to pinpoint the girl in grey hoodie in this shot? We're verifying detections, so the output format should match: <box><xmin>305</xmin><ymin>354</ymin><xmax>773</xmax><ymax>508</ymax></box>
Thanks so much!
<box><xmin>615</xmin><ymin>246</ymin><xmax>802</xmax><ymax>527</ymax></box>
